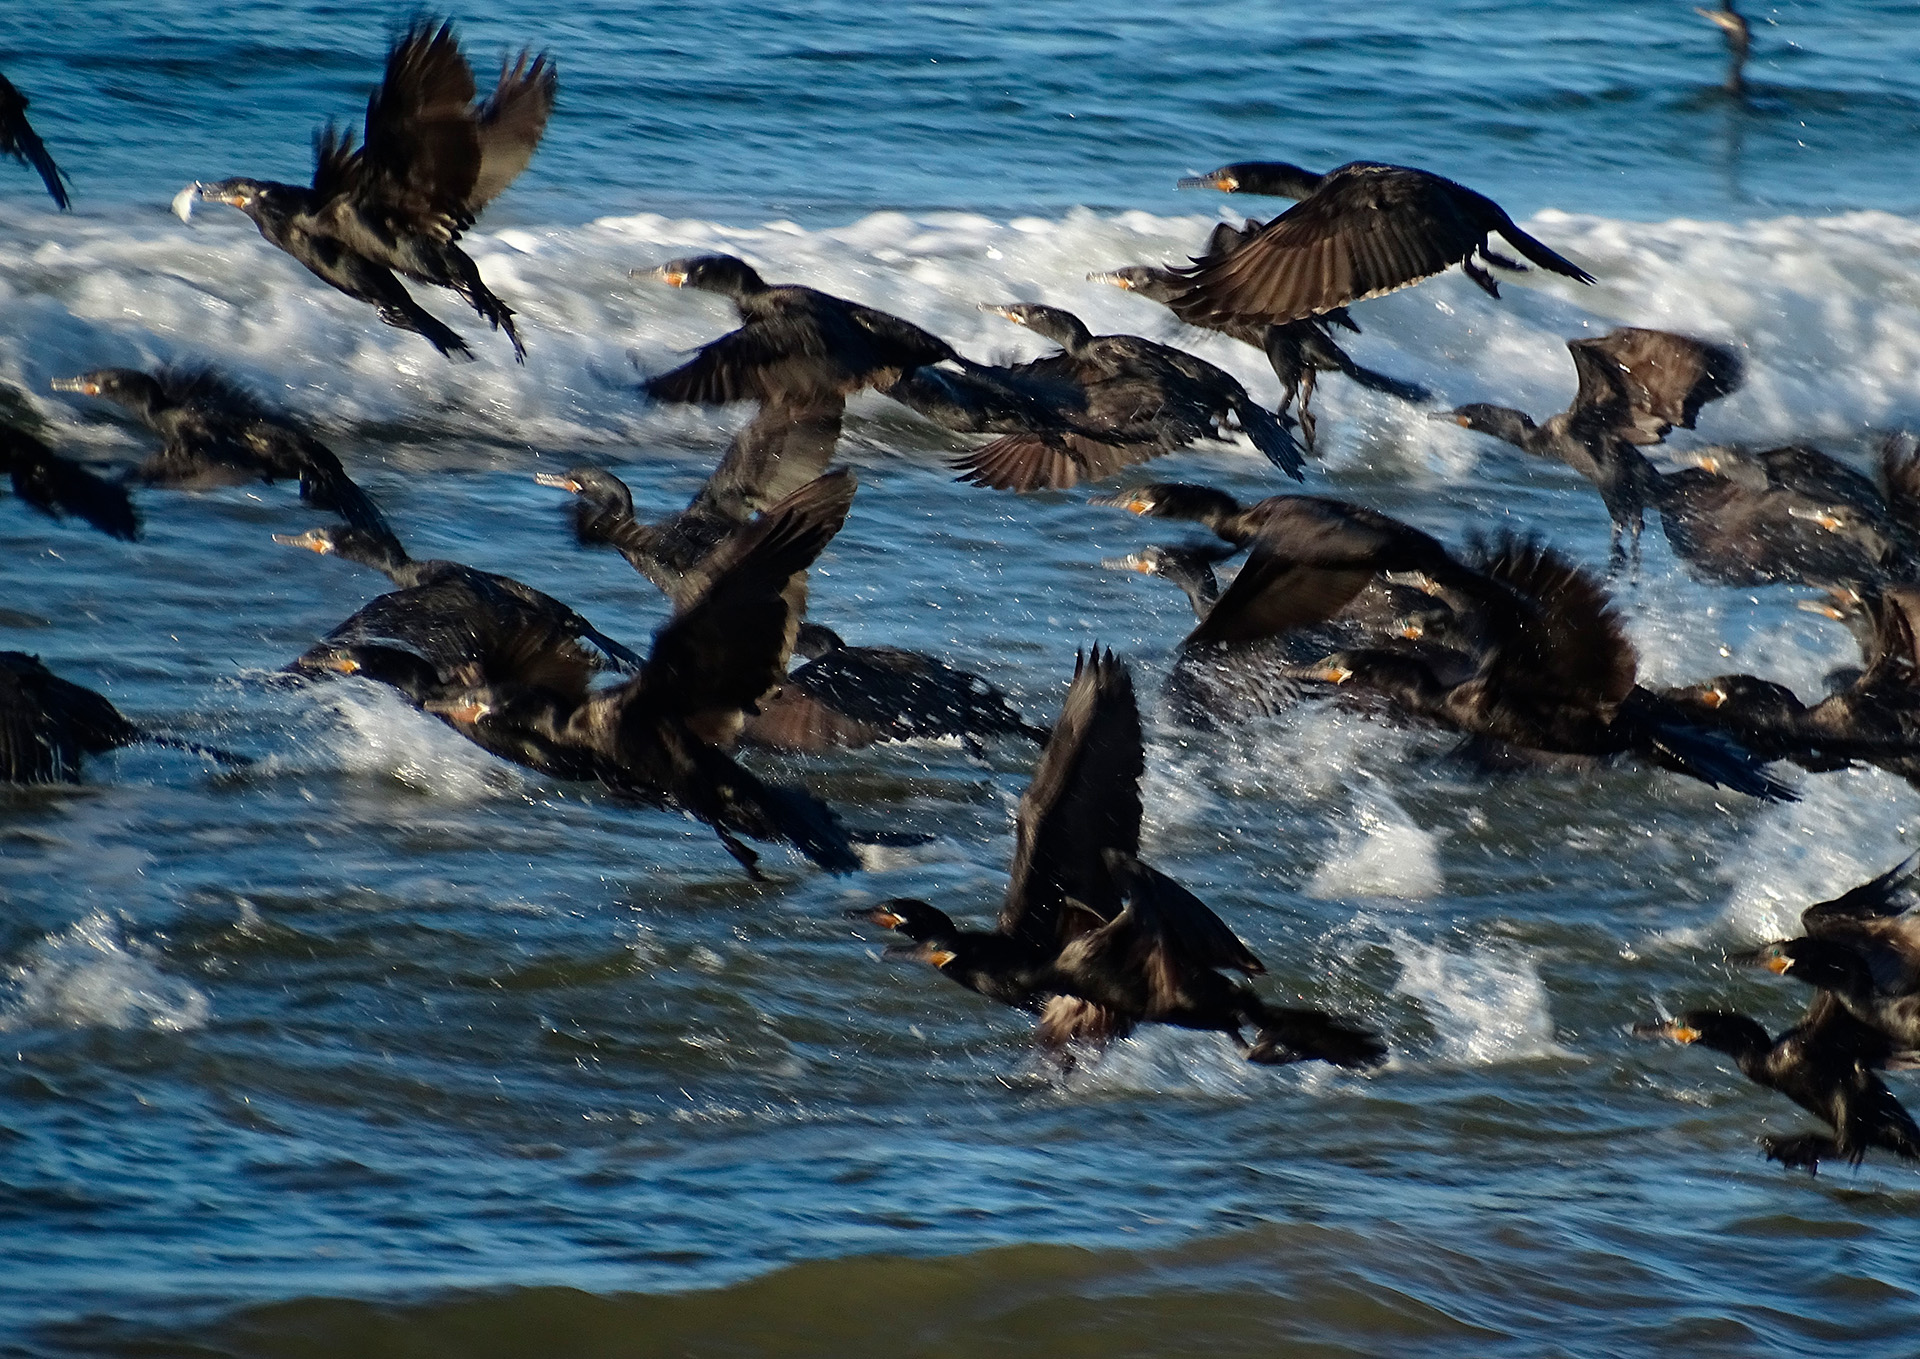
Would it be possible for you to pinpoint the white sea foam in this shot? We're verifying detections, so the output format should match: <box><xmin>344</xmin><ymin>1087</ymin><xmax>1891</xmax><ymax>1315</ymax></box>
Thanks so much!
<box><xmin>1390</xmin><ymin>931</ymin><xmax>1563</xmax><ymax>1065</ymax></box>
<box><xmin>5</xmin><ymin>204</ymin><xmax>1918</xmax><ymax>467</ymax></box>
<box><xmin>0</xmin><ymin>913</ymin><xmax>210</xmax><ymax>1032</ymax></box>
<box><xmin>1305</xmin><ymin>791</ymin><xmax>1444</xmax><ymax>902</ymax></box>
<box><xmin>303</xmin><ymin>679</ymin><xmax>521</xmax><ymax>800</ymax></box>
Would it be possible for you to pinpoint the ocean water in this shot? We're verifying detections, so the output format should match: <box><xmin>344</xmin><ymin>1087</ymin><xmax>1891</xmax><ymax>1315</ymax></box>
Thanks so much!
<box><xmin>6</xmin><ymin>2</ymin><xmax>1920</xmax><ymax>1355</ymax></box>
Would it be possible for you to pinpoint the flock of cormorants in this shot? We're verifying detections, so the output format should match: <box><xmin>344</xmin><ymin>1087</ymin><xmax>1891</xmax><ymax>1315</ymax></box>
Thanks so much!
<box><xmin>6</xmin><ymin>11</ymin><xmax>1920</xmax><ymax>1174</ymax></box>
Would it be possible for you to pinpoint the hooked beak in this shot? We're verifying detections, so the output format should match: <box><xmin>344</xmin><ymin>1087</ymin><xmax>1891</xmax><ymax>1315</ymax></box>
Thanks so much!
<box><xmin>1787</xmin><ymin>507</ymin><xmax>1847</xmax><ymax>532</ymax></box>
<box><xmin>427</xmin><ymin>698</ymin><xmax>489</xmax><ymax>724</ymax></box>
<box><xmin>272</xmin><ymin>529</ymin><xmax>332</xmax><ymax>554</ymax></box>
<box><xmin>319</xmin><ymin>653</ymin><xmax>362</xmax><ymax>675</ymax></box>
<box><xmin>980</xmin><ymin>303</ymin><xmax>1026</xmax><ymax>326</ymax></box>
<box><xmin>533</xmin><ymin>471</ymin><xmax>582</xmax><ymax>494</ymax></box>
<box><xmin>848</xmin><ymin>905</ymin><xmax>910</xmax><ymax>930</ymax></box>
<box><xmin>637</xmin><ymin>265</ymin><xmax>687</xmax><ymax>287</ymax></box>
<box><xmin>48</xmin><ymin>376</ymin><xmax>99</xmax><ymax>396</ymax></box>
<box><xmin>1087</xmin><ymin>271</ymin><xmax>1135</xmax><ymax>291</ymax></box>
<box><xmin>883</xmin><ymin>942</ymin><xmax>958</xmax><ymax>968</ymax></box>
<box><xmin>1176</xmin><ymin>172</ymin><xmax>1238</xmax><ymax>192</ymax></box>
<box><xmin>1100</xmin><ymin>553</ymin><xmax>1157</xmax><ymax>576</ymax></box>
<box><xmin>1796</xmin><ymin>598</ymin><xmax>1848</xmax><ymax>621</ymax></box>
<box><xmin>1397</xmin><ymin>622</ymin><xmax>1425</xmax><ymax>641</ymax></box>
<box><xmin>1698</xmin><ymin>687</ymin><xmax>1728</xmax><ymax>709</ymax></box>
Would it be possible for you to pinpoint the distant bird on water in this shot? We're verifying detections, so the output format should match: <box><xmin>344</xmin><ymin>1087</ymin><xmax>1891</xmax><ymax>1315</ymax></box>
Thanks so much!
<box><xmin>1698</xmin><ymin>1</ymin><xmax>1752</xmax><ymax>96</ymax></box>
<box><xmin>0</xmin><ymin>73</ymin><xmax>69</xmax><ymax>209</ymax></box>
<box><xmin>1169</xmin><ymin>161</ymin><xmax>1594</xmax><ymax>326</ymax></box>
<box><xmin>174</xmin><ymin>19</ymin><xmax>556</xmax><ymax>361</ymax></box>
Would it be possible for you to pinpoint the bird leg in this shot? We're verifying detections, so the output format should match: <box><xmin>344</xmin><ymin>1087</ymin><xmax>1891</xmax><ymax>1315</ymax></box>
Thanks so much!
<box><xmin>1762</xmin><ymin>1131</ymin><xmax>1835</xmax><ymax>1175</ymax></box>
<box><xmin>1476</xmin><ymin>245</ymin><xmax>1528</xmax><ymax>273</ymax></box>
<box><xmin>1297</xmin><ymin>368</ymin><xmax>1320</xmax><ymax>453</ymax></box>
<box><xmin>1461</xmin><ymin>258</ymin><xmax>1502</xmax><ymax>299</ymax></box>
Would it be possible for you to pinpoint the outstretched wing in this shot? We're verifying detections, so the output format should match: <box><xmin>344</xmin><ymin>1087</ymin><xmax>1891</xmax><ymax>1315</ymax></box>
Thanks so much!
<box><xmin>465</xmin><ymin>49</ymin><xmax>556</xmax><ymax>216</ymax></box>
<box><xmin>1170</xmin><ymin>164</ymin><xmax>1494</xmax><ymax>325</ymax></box>
<box><xmin>1000</xmin><ymin>649</ymin><xmax>1143</xmax><ymax>951</ymax></box>
<box><xmin>1567</xmin><ymin>328</ymin><xmax>1744</xmax><ymax>446</ymax></box>
<box><xmin>635</xmin><ymin>470</ymin><xmax>855</xmax><ymax>741</ymax></box>
<box><xmin>354</xmin><ymin>19</ymin><xmax>482</xmax><ymax>240</ymax></box>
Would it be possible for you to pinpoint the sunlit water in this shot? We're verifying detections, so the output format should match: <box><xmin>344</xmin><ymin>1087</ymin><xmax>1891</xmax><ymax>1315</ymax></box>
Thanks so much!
<box><xmin>6</xmin><ymin>2</ymin><xmax>1920</xmax><ymax>1355</ymax></box>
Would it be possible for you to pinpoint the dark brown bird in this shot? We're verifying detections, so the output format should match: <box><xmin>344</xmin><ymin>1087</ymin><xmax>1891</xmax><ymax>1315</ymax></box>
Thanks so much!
<box><xmin>1168</xmin><ymin>160</ymin><xmax>1593</xmax><ymax>326</ymax></box>
<box><xmin>50</xmin><ymin>367</ymin><xmax>391</xmax><ymax>539</ymax></box>
<box><xmin>0</xmin><ymin>652</ymin><xmax>246</xmax><ymax>782</ymax></box>
<box><xmin>422</xmin><ymin>472</ymin><xmax>863</xmax><ymax>875</ymax></box>
<box><xmin>533</xmin><ymin>397</ymin><xmax>843</xmax><ymax>608</ymax></box>
<box><xmin>1635</xmin><ymin>993</ymin><xmax>1920</xmax><ymax>1174</ymax></box>
<box><xmin>1698</xmin><ymin>1</ymin><xmax>1752</xmax><ymax>96</ymax></box>
<box><xmin>278</xmin><ymin>523</ymin><xmax>646</xmax><ymax>675</ymax></box>
<box><xmin>1735</xmin><ymin>856</ymin><xmax>1920</xmax><ymax>1060</ymax></box>
<box><xmin>640</xmin><ymin>254</ymin><xmax>957</xmax><ymax>405</ymax></box>
<box><xmin>949</xmin><ymin>303</ymin><xmax>1301</xmax><ymax>492</ymax></box>
<box><xmin>0</xmin><ymin>396</ymin><xmax>139</xmax><ymax>540</ymax></box>
<box><xmin>1446</xmin><ymin>327</ymin><xmax>1744</xmax><ymax>468</ymax></box>
<box><xmin>1300</xmin><ymin>536</ymin><xmax>1795</xmax><ymax>799</ymax></box>
<box><xmin>179</xmin><ymin>19</ymin><xmax>556</xmax><ymax>360</ymax></box>
<box><xmin>1090</xmin><ymin>231</ymin><xmax>1429</xmax><ymax>449</ymax></box>
<box><xmin>849</xmin><ymin>649</ymin><xmax>1386</xmax><ymax>1067</ymax></box>
<box><xmin>0</xmin><ymin>73</ymin><xmax>69</xmax><ymax>209</ymax></box>
<box><xmin>744</xmin><ymin>623</ymin><xmax>1047</xmax><ymax>753</ymax></box>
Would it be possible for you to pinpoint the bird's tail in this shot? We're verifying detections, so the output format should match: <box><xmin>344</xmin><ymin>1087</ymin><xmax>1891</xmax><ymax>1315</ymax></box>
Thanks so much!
<box><xmin>1336</xmin><ymin>361</ymin><xmax>1432</xmax><ymax>405</ymax></box>
<box><xmin>1491</xmin><ymin>221</ymin><xmax>1597</xmax><ymax>285</ymax></box>
<box><xmin>377</xmin><ymin>302</ymin><xmax>475</xmax><ymax>362</ymax></box>
<box><xmin>1242</xmin><ymin>997</ymin><xmax>1386</xmax><ymax>1069</ymax></box>
<box><xmin>1231</xmin><ymin>399</ymin><xmax>1305</xmax><ymax>480</ymax></box>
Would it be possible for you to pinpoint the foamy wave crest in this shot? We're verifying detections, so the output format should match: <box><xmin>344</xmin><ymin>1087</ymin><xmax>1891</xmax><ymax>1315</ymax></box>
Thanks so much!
<box><xmin>1</xmin><ymin>913</ymin><xmax>210</xmax><ymax>1032</ymax></box>
<box><xmin>1306</xmin><ymin>791</ymin><xmax>1444</xmax><ymax>902</ymax></box>
<box><xmin>5</xmin><ymin>204</ymin><xmax>1918</xmax><ymax>466</ymax></box>
<box><xmin>1390</xmin><ymin>931</ymin><xmax>1563</xmax><ymax>1065</ymax></box>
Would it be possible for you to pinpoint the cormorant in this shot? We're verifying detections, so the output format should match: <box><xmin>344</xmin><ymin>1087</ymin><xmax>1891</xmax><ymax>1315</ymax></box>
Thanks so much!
<box><xmin>1303</xmin><ymin>536</ymin><xmax>1796</xmax><ymax>799</ymax></box>
<box><xmin>744</xmin><ymin>623</ymin><xmax>1048</xmax><ymax>752</ymax></box>
<box><xmin>1</xmin><ymin>395</ymin><xmax>139</xmax><ymax>540</ymax></box>
<box><xmin>0</xmin><ymin>73</ymin><xmax>68</xmax><ymax>209</ymax></box>
<box><xmin>1698</xmin><ymin>1</ymin><xmax>1752</xmax><ymax>96</ymax></box>
<box><xmin>176</xmin><ymin>19</ymin><xmax>555</xmax><ymax>361</ymax></box>
<box><xmin>950</xmin><ymin>303</ymin><xmax>1302</xmax><ymax>491</ymax></box>
<box><xmin>1</xmin><ymin>652</ymin><xmax>246</xmax><ymax>782</ymax></box>
<box><xmin>278</xmin><ymin>524</ymin><xmax>646</xmax><ymax>674</ymax></box>
<box><xmin>1635</xmin><ymin>994</ymin><xmax>1920</xmax><ymax>1173</ymax></box>
<box><xmin>1168</xmin><ymin>160</ymin><xmax>1593</xmax><ymax>326</ymax></box>
<box><xmin>50</xmin><ymin>367</ymin><xmax>390</xmax><ymax>538</ymax></box>
<box><xmin>639</xmin><ymin>254</ymin><xmax>957</xmax><ymax>404</ymax></box>
<box><xmin>849</xmin><ymin>649</ymin><xmax>1385</xmax><ymax>1066</ymax></box>
<box><xmin>419</xmin><ymin>472</ymin><xmax>864</xmax><ymax>875</ymax></box>
<box><xmin>1090</xmin><ymin>239</ymin><xmax>1429</xmax><ymax>449</ymax></box>
<box><xmin>532</xmin><ymin>396</ymin><xmax>843</xmax><ymax>608</ymax></box>
<box><xmin>1737</xmin><ymin>856</ymin><xmax>1920</xmax><ymax>1058</ymax></box>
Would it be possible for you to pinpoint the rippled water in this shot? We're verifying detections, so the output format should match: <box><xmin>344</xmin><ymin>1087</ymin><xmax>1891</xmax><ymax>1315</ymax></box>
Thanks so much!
<box><xmin>7</xmin><ymin>2</ymin><xmax>1920</xmax><ymax>1355</ymax></box>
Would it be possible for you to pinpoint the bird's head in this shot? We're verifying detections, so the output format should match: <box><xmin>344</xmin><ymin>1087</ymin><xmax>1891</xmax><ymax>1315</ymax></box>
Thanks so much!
<box><xmin>185</xmin><ymin>178</ymin><xmax>281</xmax><ymax>223</ymax></box>
<box><xmin>982</xmin><ymin>302</ymin><xmax>1093</xmax><ymax>351</ymax></box>
<box><xmin>638</xmin><ymin>254</ymin><xmax>768</xmax><ymax>299</ymax></box>
<box><xmin>1176</xmin><ymin>162</ymin><xmax>1323</xmax><ymax>199</ymax></box>
<box><xmin>534</xmin><ymin>466</ymin><xmax>633</xmax><ymax>513</ymax></box>
<box><xmin>1631</xmin><ymin>1009</ymin><xmax>1769</xmax><ymax>1060</ymax></box>
<box><xmin>1089</xmin><ymin>482</ymin><xmax>1241</xmax><ymax>526</ymax></box>
<box><xmin>49</xmin><ymin>368</ymin><xmax>158</xmax><ymax>410</ymax></box>
<box><xmin>848</xmin><ymin>898</ymin><xmax>962</xmax><ymax>969</ymax></box>
<box><xmin>1440</xmin><ymin>403</ymin><xmax>1537</xmax><ymax>446</ymax></box>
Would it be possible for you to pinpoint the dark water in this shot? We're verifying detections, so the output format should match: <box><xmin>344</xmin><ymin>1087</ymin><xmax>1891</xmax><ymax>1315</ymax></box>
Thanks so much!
<box><xmin>6</xmin><ymin>3</ymin><xmax>1920</xmax><ymax>1356</ymax></box>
